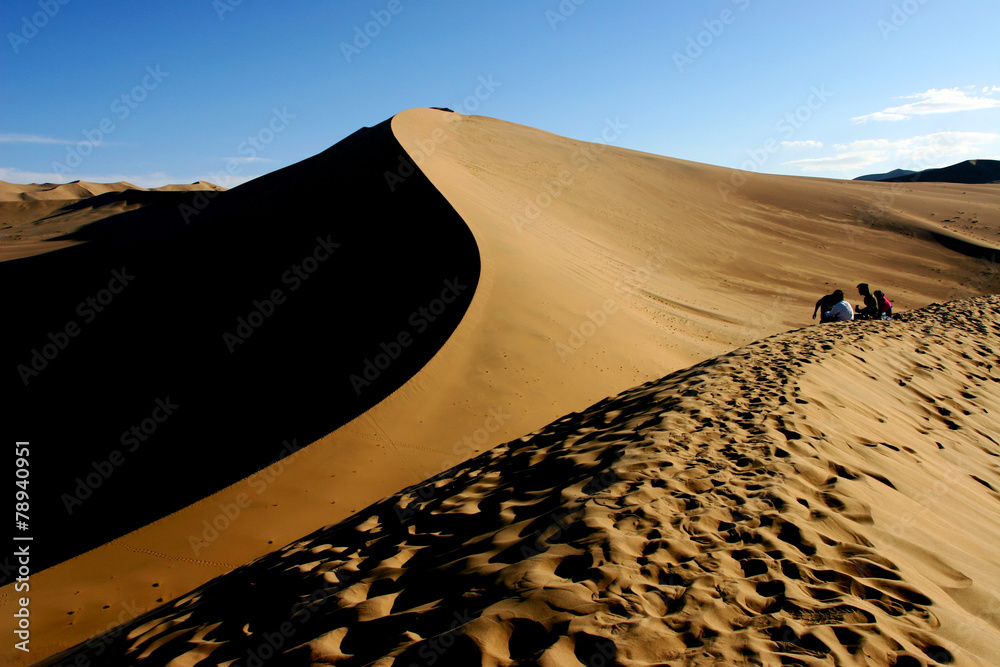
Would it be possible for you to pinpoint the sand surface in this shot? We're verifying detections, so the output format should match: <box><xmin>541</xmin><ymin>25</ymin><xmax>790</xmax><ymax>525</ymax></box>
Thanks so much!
<box><xmin>2</xmin><ymin>109</ymin><xmax>999</xmax><ymax>663</ymax></box>
<box><xmin>35</xmin><ymin>294</ymin><xmax>1000</xmax><ymax>666</ymax></box>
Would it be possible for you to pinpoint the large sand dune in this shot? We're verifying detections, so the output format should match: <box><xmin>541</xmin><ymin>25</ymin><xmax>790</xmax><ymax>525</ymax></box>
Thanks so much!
<box><xmin>2</xmin><ymin>109</ymin><xmax>999</xmax><ymax>662</ymax></box>
<box><xmin>1</xmin><ymin>118</ymin><xmax>477</xmax><ymax>573</ymax></box>
<box><xmin>36</xmin><ymin>294</ymin><xmax>1000</xmax><ymax>666</ymax></box>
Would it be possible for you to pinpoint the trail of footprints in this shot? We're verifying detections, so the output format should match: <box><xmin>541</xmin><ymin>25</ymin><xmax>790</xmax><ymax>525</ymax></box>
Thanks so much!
<box><xmin>591</xmin><ymin>346</ymin><xmax>955</xmax><ymax>666</ymax></box>
<box><xmin>48</xmin><ymin>297</ymin><xmax>1000</xmax><ymax>667</ymax></box>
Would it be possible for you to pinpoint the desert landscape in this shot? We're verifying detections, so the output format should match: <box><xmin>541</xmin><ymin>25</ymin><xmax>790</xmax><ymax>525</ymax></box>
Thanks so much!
<box><xmin>3</xmin><ymin>108</ymin><xmax>999</xmax><ymax>666</ymax></box>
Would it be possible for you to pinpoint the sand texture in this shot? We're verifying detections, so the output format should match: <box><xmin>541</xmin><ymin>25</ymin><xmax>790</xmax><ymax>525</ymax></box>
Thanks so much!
<box><xmin>35</xmin><ymin>295</ymin><xmax>1000</xmax><ymax>666</ymax></box>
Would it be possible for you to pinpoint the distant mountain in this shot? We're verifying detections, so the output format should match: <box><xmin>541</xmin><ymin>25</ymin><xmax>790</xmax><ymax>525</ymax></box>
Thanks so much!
<box><xmin>855</xmin><ymin>159</ymin><xmax>1000</xmax><ymax>184</ymax></box>
<box><xmin>854</xmin><ymin>168</ymin><xmax>917</xmax><ymax>182</ymax></box>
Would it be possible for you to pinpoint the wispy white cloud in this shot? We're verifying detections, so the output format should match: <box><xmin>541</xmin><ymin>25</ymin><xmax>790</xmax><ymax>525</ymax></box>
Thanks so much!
<box><xmin>223</xmin><ymin>156</ymin><xmax>272</xmax><ymax>164</ymax></box>
<box><xmin>0</xmin><ymin>133</ymin><xmax>74</xmax><ymax>145</ymax></box>
<box><xmin>780</xmin><ymin>140</ymin><xmax>823</xmax><ymax>149</ymax></box>
<box><xmin>852</xmin><ymin>87</ymin><xmax>1000</xmax><ymax>123</ymax></box>
<box><xmin>783</xmin><ymin>131</ymin><xmax>1000</xmax><ymax>173</ymax></box>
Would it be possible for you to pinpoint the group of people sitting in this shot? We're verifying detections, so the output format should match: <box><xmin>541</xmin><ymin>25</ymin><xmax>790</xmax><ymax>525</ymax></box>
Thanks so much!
<box><xmin>812</xmin><ymin>283</ymin><xmax>893</xmax><ymax>323</ymax></box>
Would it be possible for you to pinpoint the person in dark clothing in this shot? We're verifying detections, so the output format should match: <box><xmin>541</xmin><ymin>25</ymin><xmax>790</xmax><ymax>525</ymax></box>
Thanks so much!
<box><xmin>813</xmin><ymin>291</ymin><xmax>841</xmax><ymax>321</ymax></box>
<box><xmin>855</xmin><ymin>283</ymin><xmax>879</xmax><ymax>319</ymax></box>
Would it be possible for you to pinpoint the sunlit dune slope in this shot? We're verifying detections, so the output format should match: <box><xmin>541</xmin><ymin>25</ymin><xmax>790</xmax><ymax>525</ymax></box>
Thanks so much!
<box><xmin>361</xmin><ymin>108</ymin><xmax>999</xmax><ymax>478</ymax></box>
<box><xmin>0</xmin><ymin>118</ymin><xmax>479</xmax><ymax>573</ymax></box>
<box><xmin>38</xmin><ymin>295</ymin><xmax>1000</xmax><ymax>666</ymax></box>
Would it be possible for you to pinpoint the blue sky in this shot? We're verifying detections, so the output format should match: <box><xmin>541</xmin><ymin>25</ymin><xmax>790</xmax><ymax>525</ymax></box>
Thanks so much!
<box><xmin>2</xmin><ymin>0</ymin><xmax>998</xmax><ymax>187</ymax></box>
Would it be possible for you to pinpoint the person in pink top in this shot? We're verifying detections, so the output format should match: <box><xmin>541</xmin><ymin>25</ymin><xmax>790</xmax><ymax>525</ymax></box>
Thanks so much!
<box><xmin>874</xmin><ymin>290</ymin><xmax>892</xmax><ymax>319</ymax></box>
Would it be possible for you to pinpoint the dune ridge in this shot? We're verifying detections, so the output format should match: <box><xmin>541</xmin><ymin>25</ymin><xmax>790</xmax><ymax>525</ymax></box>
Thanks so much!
<box><xmin>0</xmin><ymin>180</ymin><xmax>223</xmax><ymax>202</ymax></box>
<box><xmin>36</xmin><ymin>294</ymin><xmax>1000</xmax><ymax>666</ymax></box>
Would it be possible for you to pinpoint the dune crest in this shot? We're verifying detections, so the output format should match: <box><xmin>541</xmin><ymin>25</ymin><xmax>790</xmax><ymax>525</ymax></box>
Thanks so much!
<box><xmin>0</xmin><ymin>179</ymin><xmax>224</xmax><ymax>202</ymax></box>
<box><xmin>36</xmin><ymin>294</ymin><xmax>1000</xmax><ymax>666</ymax></box>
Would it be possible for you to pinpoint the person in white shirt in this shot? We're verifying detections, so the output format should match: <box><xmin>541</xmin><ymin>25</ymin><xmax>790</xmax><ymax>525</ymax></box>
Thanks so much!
<box><xmin>822</xmin><ymin>289</ymin><xmax>854</xmax><ymax>322</ymax></box>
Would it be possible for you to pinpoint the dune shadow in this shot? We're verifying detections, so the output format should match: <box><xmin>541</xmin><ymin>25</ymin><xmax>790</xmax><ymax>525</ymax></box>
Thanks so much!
<box><xmin>929</xmin><ymin>231</ymin><xmax>999</xmax><ymax>262</ymax></box>
<box><xmin>43</xmin><ymin>189</ymin><xmax>216</xmax><ymax>243</ymax></box>
<box><xmin>2</xmin><ymin>117</ymin><xmax>480</xmax><ymax>575</ymax></box>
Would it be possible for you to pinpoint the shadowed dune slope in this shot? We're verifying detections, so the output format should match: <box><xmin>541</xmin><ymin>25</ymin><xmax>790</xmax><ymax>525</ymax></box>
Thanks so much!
<box><xmin>38</xmin><ymin>295</ymin><xmax>1000</xmax><ymax>666</ymax></box>
<box><xmin>1</xmin><ymin>118</ymin><xmax>479</xmax><ymax>572</ymax></box>
<box><xmin>7</xmin><ymin>109</ymin><xmax>1000</xmax><ymax>662</ymax></box>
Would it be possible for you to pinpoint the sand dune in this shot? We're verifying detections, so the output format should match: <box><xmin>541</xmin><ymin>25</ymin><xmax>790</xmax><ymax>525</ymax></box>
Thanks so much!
<box><xmin>3</xmin><ymin>109</ymin><xmax>999</xmax><ymax>662</ymax></box>
<box><xmin>0</xmin><ymin>180</ymin><xmax>145</xmax><ymax>202</ymax></box>
<box><xmin>0</xmin><ymin>179</ymin><xmax>223</xmax><ymax>202</ymax></box>
<box><xmin>36</xmin><ymin>294</ymin><xmax>1000</xmax><ymax>666</ymax></box>
<box><xmin>1</xmin><ymin>117</ymin><xmax>478</xmax><ymax>570</ymax></box>
<box><xmin>0</xmin><ymin>180</ymin><xmax>224</xmax><ymax>261</ymax></box>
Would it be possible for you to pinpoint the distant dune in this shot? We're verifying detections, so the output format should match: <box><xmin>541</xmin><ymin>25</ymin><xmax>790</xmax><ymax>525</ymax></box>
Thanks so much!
<box><xmin>36</xmin><ymin>294</ymin><xmax>1000</xmax><ymax>666</ymax></box>
<box><xmin>0</xmin><ymin>179</ymin><xmax>224</xmax><ymax>261</ymax></box>
<box><xmin>0</xmin><ymin>179</ymin><xmax>223</xmax><ymax>202</ymax></box>
<box><xmin>856</xmin><ymin>159</ymin><xmax>1000</xmax><ymax>185</ymax></box>
<box><xmin>2</xmin><ymin>110</ymin><xmax>999</xmax><ymax>663</ymax></box>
